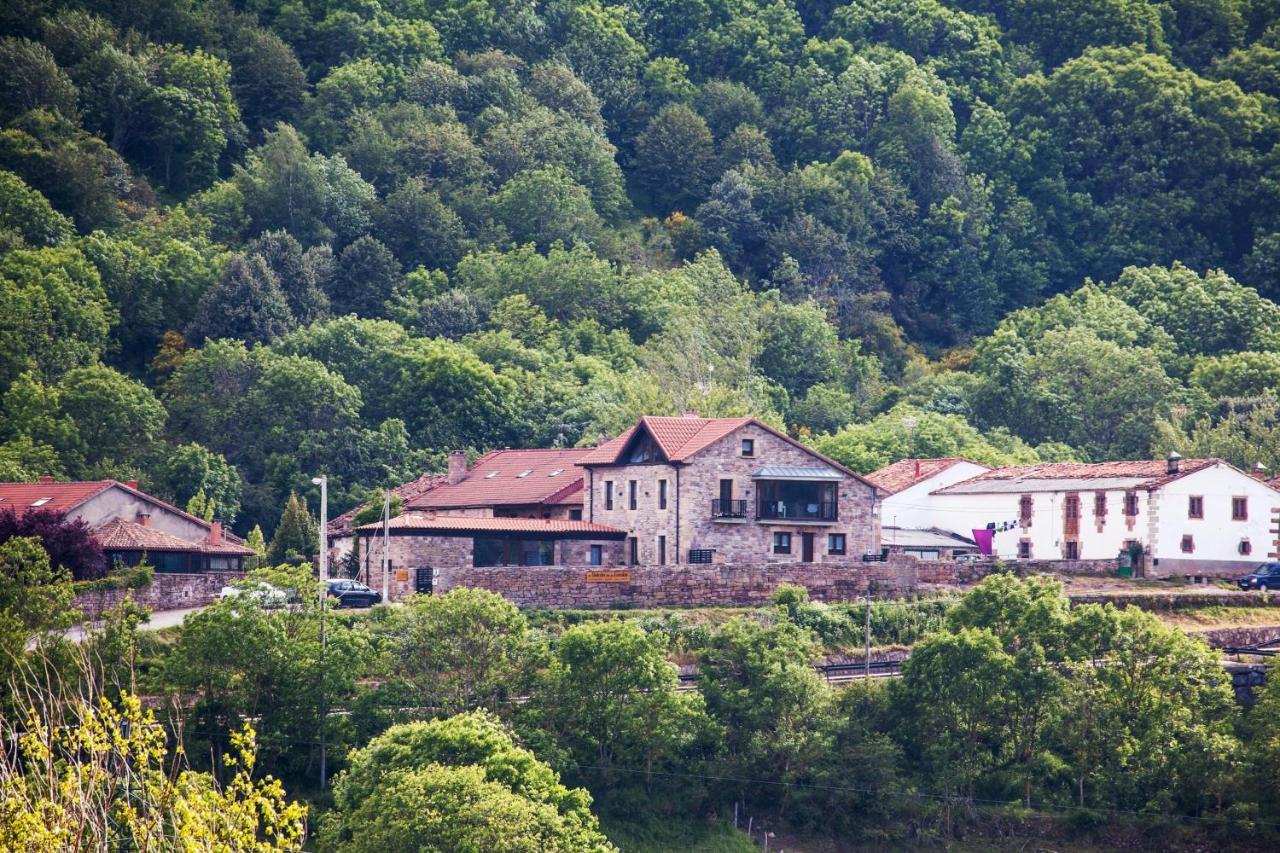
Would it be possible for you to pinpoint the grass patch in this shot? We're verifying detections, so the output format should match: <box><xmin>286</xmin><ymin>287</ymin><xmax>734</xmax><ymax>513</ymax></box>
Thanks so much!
<box><xmin>1159</xmin><ymin>606</ymin><xmax>1280</xmax><ymax>628</ymax></box>
<box><xmin>599</xmin><ymin>813</ymin><xmax>757</xmax><ymax>853</ymax></box>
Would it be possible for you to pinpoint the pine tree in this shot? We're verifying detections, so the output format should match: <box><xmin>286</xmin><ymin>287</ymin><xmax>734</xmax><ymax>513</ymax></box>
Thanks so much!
<box><xmin>245</xmin><ymin>524</ymin><xmax>267</xmax><ymax>570</ymax></box>
<box><xmin>186</xmin><ymin>254</ymin><xmax>295</xmax><ymax>345</ymax></box>
<box><xmin>267</xmin><ymin>491</ymin><xmax>318</xmax><ymax>566</ymax></box>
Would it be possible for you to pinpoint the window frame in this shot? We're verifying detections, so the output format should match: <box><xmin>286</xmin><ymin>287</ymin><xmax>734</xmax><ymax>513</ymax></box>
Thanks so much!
<box><xmin>1124</xmin><ymin>491</ymin><xmax>1139</xmax><ymax>517</ymax></box>
<box><xmin>827</xmin><ymin>533</ymin><xmax>846</xmax><ymax>555</ymax></box>
<box><xmin>1064</xmin><ymin>540</ymin><xmax>1079</xmax><ymax>560</ymax></box>
<box><xmin>658</xmin><ymin>479</ymin><xmax>667</xmax><ymax>510</ymax></box>
<box><xmin>1019</xmin><ymin>494</ymin><xmax>1033</xmax><ymax>526</ymax></box>
<box><xmin>1017</xmin><ymin>539</ymin><xmax>1031</xmax><ymax>559</ymax></box>
<box><xmin>1232</xmin><ymin>496</ymin><xmax>1248</xmax><ymax>521</ymax></box>
<box><xmin>741</xmin><ymin>438</ymin><xmax>755</xmax><ymax>457</ymax></box>
<box><xmin>1094</xmin><ymin>492</ymin><xmax>1107</xmax><ymax>518</ymax></box>
<box><xmin>589</xmin><ymin>544</ymin><xmax>603</xmax><ymax>566</ymax></box>
<box><xmin>1239</xmin><ymin>539</ymin><xmax>1252</xmax><ymax>556</ymax></box>
<box><xmin>629</xmin><ymin>480</ymin><xmax>637</xmax><ymax>510</ymax></box>
<box><xmin>1181</xmin><ymin>534</ymin><xmax>1195</xmax><ymax>554</ymax></box>
<box><xmin>657</xmin><ymin>535</ymin><xmax>666</xmax><ymax>565</ymax></box>
<box><xmin>772</xmin><ymin>532</ymin><xmax>792</xmax><ymax>555</ymax></box>
<box><xmin>1188</xmin><ymin>495</ymin><xmax>1204</xmax><ymax>519</ymax></box>
<box><xmin>629</xmin><ymin>537</ymin><xmax>638</xmax><ymax>566</ymax></box>
<box><xmin>604</xmin><ymin>481</ymin><xmax>613</xmax><ymax>510</ymax></box>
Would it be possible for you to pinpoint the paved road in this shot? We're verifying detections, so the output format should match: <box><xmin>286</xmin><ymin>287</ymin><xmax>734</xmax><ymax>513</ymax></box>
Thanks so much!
<box><xmin>64</xmin><ymin>605</ymin><xmax>206</xmax><ymax>643</ymax></box>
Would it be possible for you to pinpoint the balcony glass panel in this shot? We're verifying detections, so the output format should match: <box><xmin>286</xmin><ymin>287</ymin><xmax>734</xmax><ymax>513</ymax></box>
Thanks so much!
<box><xmin>756</xmin><ymin>480</ymin><xmax>837</xmax><ymax>521</ymax></box>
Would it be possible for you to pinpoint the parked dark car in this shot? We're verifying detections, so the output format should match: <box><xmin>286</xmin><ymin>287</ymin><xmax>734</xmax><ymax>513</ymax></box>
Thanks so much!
<box><xmin>1237</xmin><ymin>562</ymin><xmax>1280</xmax><ymax>591</ymax></box>
<box><xmin>326</xmin><ymin>579</ymin><xmax>383</xmax><ymax>608</ymax></box>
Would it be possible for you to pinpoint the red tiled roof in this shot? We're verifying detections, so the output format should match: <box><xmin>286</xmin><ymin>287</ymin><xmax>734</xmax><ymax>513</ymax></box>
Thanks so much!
<box><xmin>355</xmin><ymin>513</ymin><xmax>625</xmax><ymax>538</ymax></box>
<box><xmin>865</xmin><ymin>458</ymin><xmax>986</xmax><ymax>495</ymax></box>
<box><xmin>576</xmin><ymin>416</ymin><xmax>876</xmax><ymax>487</ymax></box>
<box><xmin>93</xmin><ymin>518</ymin><xmax>254</xmax><ymax>555</ymax></box>
<box><xmin>408</xmin><ymin>448</ymin><xmax>590</xmax><ymax>510</ymax></box>
<box><xmin>0</xmin><ymin>480</ymin><xmax>116</xmax><ymax>514</ymax></box>
<box><xmin>939</xmin><ymin>459</ymin><xmax>1221</xmax><ymax>494</ymax></box>
<box><xmin>327</xmin><ymin>472</ymin><xmax>448</xmax><ymax>537</ymax></box>
<box><xmin>0</xmin><ymin>479</ymin><xmax>245</xmax><ymax>543</ymax></box>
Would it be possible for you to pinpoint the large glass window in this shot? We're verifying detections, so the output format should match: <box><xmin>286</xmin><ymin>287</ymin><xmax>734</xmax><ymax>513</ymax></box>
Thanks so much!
<box><xmin>757</xmin><ymin>481</ymin><xmax>836</xmax><ymax>521</ymax></box>
<box><xmin>473</xmin><ymin>538</ymin><xmax>555</xmax><ymax>567</ymax></box>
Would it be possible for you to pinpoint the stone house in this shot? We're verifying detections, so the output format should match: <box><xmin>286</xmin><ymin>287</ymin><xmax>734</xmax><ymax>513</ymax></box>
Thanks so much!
<box><xmin>0</xmin><ymin>477</ymin><xmax>253</xmax><ymax>572</ymax></box>
<box><xmin>925</xmin><ymin>455</ymin><xmax>1280</xmax><ymax>578</ymax></box>
<box><xmin>577</xmin><ymin>415</ymin><xmax>881</xmax><ymax>565</ymax></box>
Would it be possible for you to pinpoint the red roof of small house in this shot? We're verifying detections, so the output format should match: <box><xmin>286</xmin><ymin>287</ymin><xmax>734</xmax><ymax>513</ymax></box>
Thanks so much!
<box><xmin>865</xmin><ymin>458</ymin><xmax>987</xmax><ymax>495</ymax></box>
<box><xmin>577</xmin><ymin>416</ymin><xmax>877</xmax><ymax>487</ymax></box>
<box><xmin>93</xmin><ymin>518</ymin><xmax>254</xmax><ymax>555</ymax></box>
<box><xmin>327</xmin><ymin>472</ymin><xmax>449</xmax><ymax>538</ymax></box>
<box><xmin>408</xmin><ymin>448</ymin><xmax>591</xmax><ymax>510</ymax></box>
<box><xmin>0</xmin><ymin>479</ymin><xmax>246</xmax><ymax>544</ymax></box>
<box><xmin>355</xmin><ymin>513</ymin><xmax>626</xmax><ymax>539</ymax></box>
<box><xmin>935</xmin><ymin>458</ymin><xmax>1222</xmax><ymax>494</ymax></box>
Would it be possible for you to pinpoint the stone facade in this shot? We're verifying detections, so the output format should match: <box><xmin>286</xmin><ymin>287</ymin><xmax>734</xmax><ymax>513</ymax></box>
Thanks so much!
<box><xmin>73</xmin><ymin>571</ymin><xmax>244</xmax><ymax>621</ymax></box>
<box><xmin>584</xmin><ymin>422</ymin><xmax>879</xmax><ymax>566</ymax></box>
<box><xmin>432</xmin><ymin>556</ymin><xmax>924</xmax><ymax>609</ymax></box>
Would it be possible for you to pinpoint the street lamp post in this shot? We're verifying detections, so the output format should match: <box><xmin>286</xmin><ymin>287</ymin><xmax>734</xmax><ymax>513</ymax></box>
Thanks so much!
<box><xmin>381</xmin><ymin>489</ymin><xmax>390</xmax><ymax>603</ymax></box>
<box><xmin>310</xmin><ymin>475</ymin><xmax>328</xmax><ymax>791</ymax></box>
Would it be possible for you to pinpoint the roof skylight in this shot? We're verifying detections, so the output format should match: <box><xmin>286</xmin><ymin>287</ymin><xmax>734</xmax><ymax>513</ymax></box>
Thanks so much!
<box><xmin>548</xmin><ymin>469</ymin><xmax>563</xmax><ymax>477</ymax></box>
<box><xmin>484</xmin><ymin>471</ymin><xmax>499</xmax><ymax>479</ymax></box>
<box><xmin>30</xmin><ymin>497</ymin><xmax>51</xmax><ymax>507</ymax></box>
<box><xmin>517</xmin><ymin>470</ymin><xmax>532</xmax><ymax>478</ymax></box>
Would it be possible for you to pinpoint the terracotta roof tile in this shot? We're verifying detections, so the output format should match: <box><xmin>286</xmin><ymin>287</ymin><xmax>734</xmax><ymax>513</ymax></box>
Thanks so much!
<box><xmin>409</xmin><ymin>448</ymin><xmax>590</xmax><ymax>510</ymax></box>
<box><xmin>93</xmin><ymin>518</ymin><xmax>254</xmax><ymax>555</ymax></box>
<box><xmin>938</xmin><ymin>459</ymin><xmax>1221</xmax><ymax>494</ymax></box>
<box><xmin>327</xmin><ymin>472</ymin><xmax>448</xmax><ymax>537</ymax></box>
<box><xmin>865</xmin><ymin>458</ymin><xmax>985</xmax><ymax>495</ymax></box>
<box><xmin>355</xmin><ymin>513</ymin><xmax>625</xmax><ymax>538</ymax></box>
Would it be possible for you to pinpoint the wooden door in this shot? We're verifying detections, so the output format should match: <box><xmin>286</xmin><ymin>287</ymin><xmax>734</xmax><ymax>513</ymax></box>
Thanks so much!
<box><xmin>802</xmin><ymin>532</ymin><xmax>815</xmax><ymax>562</ymax></box>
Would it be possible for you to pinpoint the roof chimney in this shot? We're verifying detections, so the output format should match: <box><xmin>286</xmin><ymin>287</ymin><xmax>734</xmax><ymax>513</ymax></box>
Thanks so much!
<box><xmin>136</xmin><ymin>511</ymin><xmax>151</xmax><ymax>527</ymax></box>
<box><xmin>1166</xmin><ymin>450</ymin><xmax>1182</xmax><ymax>475</ymax></box>
<box><xmin>38</xmin><ymin>475</ymin><xmax>53</xmax><ymax>484</ymax></box>
<box><xmin>126</xmin><ymin>479</ymin><xmax>138</xmax><ymax>490</ymax></box>
<box><xmin>914</xmin><ymin>460</ymin><xmax>921</xmax><ymax>478</ymax></box>
<box><xmin>447</xmin><ymin>451</ymin><xmax>468</xmax><ymax>485</ymax></box>
<box><xmin>1254</xmin><ymin>462</ymin><xmax>1269</xmax><ymax>481</ymax></box>
<box><xmin>208</xmin><ymin>520</ymin><xmax>223</xmax><ymax>546</ymax></box>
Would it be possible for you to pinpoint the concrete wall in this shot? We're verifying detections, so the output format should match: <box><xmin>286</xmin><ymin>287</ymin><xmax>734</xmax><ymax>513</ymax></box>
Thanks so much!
<box><xmin>74</xmin><ymin>571</ymin><xmax>244</xmax><ymax>620</ymax></box>
<box><xmin>585</xmin><ymin>422</ymin><xmax>879</xmax><ymax>565</ymax></box>
<box><xmin>433</xmin><ymin>556</ymin><xmax>928</xmax><ymax>608</ymax></box>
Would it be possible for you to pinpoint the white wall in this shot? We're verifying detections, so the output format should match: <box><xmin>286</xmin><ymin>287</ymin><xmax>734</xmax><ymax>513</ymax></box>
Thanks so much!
<box><xmin>880</xmin><ymin>461</ymin><xmax>990</xmax><ymax>530</ymax></box>
<box><xmin>75</xmin><ymin>486</ymin><xmax>211</xmax><ymax>543</ymax></box>
<box><xmin>1152</xmin><ymin>464</ymin><xmax>1280</xmax><ymax>575</ymax></box>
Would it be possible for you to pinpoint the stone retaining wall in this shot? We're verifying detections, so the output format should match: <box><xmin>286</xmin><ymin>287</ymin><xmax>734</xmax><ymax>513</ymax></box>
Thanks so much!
<box><xmin>74</xmin><ymin>571</ymin><xmax>244</xmax><ymax>621</ymax></box>
<box><xmin>434</xmin><ymin>557</ymin><xmax>928</xmax><ymax>608</ymax></box>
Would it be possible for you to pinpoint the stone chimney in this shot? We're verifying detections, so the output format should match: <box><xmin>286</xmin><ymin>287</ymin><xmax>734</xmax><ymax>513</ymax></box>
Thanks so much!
<box><xmin>136</xmin><ymin>511</ymin><xmax>151</xmax><ymax>527</ymax></box>
<box><xmin>914</xmin><ymin>460</ymin><xmax>921</xmax><ymax>479</ymax></box>
<box><xmin>1254</xmin><ymin>462</ymin><xmax>1269</xmax><ymax>481</ymax></box>
<box><xmin>38</xmin><ymin>475</ymin><xmax>53</xmax><ymax>484</ymax></box>
<box><xmin>126</xmin><ymin>479</ymin><xmax>138</xmax><ymax>490</ymax></box>
<box><xmin>208</xmin><ymin>520</ymin><xmax>223</xmax><ymax>546</ymax></box>
<box><xmin>447</xmin><ymin>451</ymin><xmax>468</xmax><ymax>485</ymax></box>
<box><xmin>1166</xmin><ymin>450</ymin><xmax>1182</xmax><ymax>475</ymax></box>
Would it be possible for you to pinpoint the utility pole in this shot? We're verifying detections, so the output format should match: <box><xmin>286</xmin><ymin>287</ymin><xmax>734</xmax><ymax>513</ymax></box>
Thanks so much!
<box><xmin>864</xmin><ymin>583</ymin><xmax>872</xmax><ymax>681</ymax></box>
<box><xmin>311</xmin><ymin>475</ymin><xmax>328</xmax><ymax>791</ymax></box>
<box><xmin>381</xmin><ymin>489</ymin><xmax>391</xmax><ymax>602</ymax></box>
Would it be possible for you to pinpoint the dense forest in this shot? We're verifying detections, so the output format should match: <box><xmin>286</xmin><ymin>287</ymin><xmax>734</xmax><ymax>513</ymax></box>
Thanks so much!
<box><xmin>2</xmin><ymin>0</ymin><xmax>1280</xmax><ymax>534</ymax></box>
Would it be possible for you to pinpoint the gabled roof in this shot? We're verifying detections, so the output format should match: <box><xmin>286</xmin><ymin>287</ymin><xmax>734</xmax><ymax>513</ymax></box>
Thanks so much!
<box><xmin>865</xmin><ymin>458</ymin><xmax>987</xmax><ymax>495</ymax></box>
<box><xmin>327</xmin><ymin>471</ymin><xmax>448</xmax><ymax>538</ymax></box>
<box><xmin>935</xmin><ymin>459</ymin><xmax>1221</xmax><ymax>495</ymax></box>
<box><xmin>577</xmin><ymin>416</ymin><xmax>876</xmax><ymax>487</ymax></box>
<box><xmin>355</xmin><ymin>513</ymin><xmax>625</xmax><ymax>539</ymax></box>
<box><xmin>93</xmin><ymin>518</ymin><xmax>254</xmax><ymax>555</ymax></box>
<box><xmin>408</xmin><ymin>448</ymin><xmax>590</xmax><ymax>510</ymax></box>
<box><xmin>0</xmin><ymin>479</ymin><xmax>244</xmax><ymax>542</ymax></box>
<box><xmin>882</xmin><ymin>526</ymin><xmax>979</xmax><ymax>549</ymax></box>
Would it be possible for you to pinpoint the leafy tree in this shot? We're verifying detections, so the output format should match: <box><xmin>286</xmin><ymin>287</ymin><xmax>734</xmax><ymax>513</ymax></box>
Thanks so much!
<box><xmin>0</xmin><ymin>695</ymin><xmax>307</xmax><ymax>851</ymax></box>
<box><xmin>0</xmin><ymin>507</ymin><xmax>104</xmax><ymax>580</ymax></box>
<box><xmin>1189</xmin><ymin>351</ymin><xmax>1280</xmax><ymax>398</ymax></box>
<box><xmin>154</xmin><ymin>442</ymin><xmax>242</xmax><ymax>524</ymax></box>
<box><xmin>0</xmin><ymin>245</ymin><xmax>113</xmax><ymax>390</ymax></box>
<box><xmin>0</xmin><ymin>37</ymin><xmax>78</xmax><ymax>122</ymax></box>
<box><xmin>758</xmin><ymin>297</ymin><xmax>841</xmax><ymax>398</ymax></box>
<box><xmin>244</xmin><ymin>524</ymin><xmax>267</xmax><ymax>570</ymax></box>
<box><xmin>187</xmin><ymin>253</ymin><xmax>295</xmax><ymax>345</ymax></box>
<box><xmin>55</xmin><ymin>364</ymin><xmax>166</xmax><ymax>475</ymax></box>
<box><xmin>373</xmin><ymin>178</ymin><xmax>467</xmax><ymax>271</ymax></box>
<box><xmin>227</xmin><ymin>27</ymin><xmax>307</xmax><ymax>132</ymax></box>
<box><xmin>0</xmin><ymin>169</ymin><xmax>73</xmax><ymax>247</ymax></box>
<box><xmin>244</xmin><ymin>230</ymin><xmax>329</xmax><ymax>326</ymax></box>
<box><xmin>268</xmin><ymin>491</ymin><xmax>318</xmax><ymax>565</ymax></box>
<box><xmin>633</xmin><ymin>103</ymin><xmax>715</xmax><ymax>213</ymax></box>
<box><xmin>491</xmin><ymin>168</ymin><xmax>604</xmax><ymax>251</ymax></box>
<box><xmin>321</xmin><ymin>711</ymin><xmax>614</xmax><ymax>852</ymax></box>
<box><xmin>388</xmin><ymin>588</ymin><xmax>534</xmax><ymax>717</ymax></box>
<box><xmin>0</xmin><ymin>535</ymin><xmax>75</xmax><ymax>697</ymax></box>
<box><xmin>329</xmin><ymin>235</ymin><xmax>403</xmax><ymax>318</ymax></box>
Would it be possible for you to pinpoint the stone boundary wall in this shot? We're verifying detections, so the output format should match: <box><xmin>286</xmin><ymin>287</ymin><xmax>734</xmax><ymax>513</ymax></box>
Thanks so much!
<box><xmin>74</xmin><ymin>571</ymin><xmax>244</xmax><ymax>621</ymax></box>
<box><xmin>968</xmin><ymin>558</ymin><xmax>1119</xmax><ymax>577</ymax></box>
<box><xmin>434</xmin><ymin>557</ymin><xmax>930</xmax><ymax>608</ymax></box>
<box><xmin>1192</xmin><ymin>624</ymin><xmax>1280</xmax><ymax>649</ymax></box>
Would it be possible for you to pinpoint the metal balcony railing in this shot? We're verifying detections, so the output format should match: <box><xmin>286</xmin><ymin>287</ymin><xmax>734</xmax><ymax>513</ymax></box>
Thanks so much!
<box><xmin>711</xmin><ymin>498</ymin><xmax>748</xmax><ymax>518</ymax></box>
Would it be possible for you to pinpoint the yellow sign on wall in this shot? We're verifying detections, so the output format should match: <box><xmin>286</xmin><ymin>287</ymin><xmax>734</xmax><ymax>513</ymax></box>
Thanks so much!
<box><xmin>586</xmin><ymin>570</ymin><xmax>631</xmax><ymax>583</ymax></box>
<box><xmin>395</xmin><ymin>569</ymin><xmax>409</xmax><ymax>582</ymax></box>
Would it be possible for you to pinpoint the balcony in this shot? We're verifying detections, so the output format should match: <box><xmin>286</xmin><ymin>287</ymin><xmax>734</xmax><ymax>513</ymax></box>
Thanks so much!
<box><xmin>757</xmin><ymin>500</ymin><xmax>837</xmax><ymax>522</ymax></box>
<box><xmin>711</xmin><ymin>498</ymin><xmax>748</xmax><ymax>519</ymax></box>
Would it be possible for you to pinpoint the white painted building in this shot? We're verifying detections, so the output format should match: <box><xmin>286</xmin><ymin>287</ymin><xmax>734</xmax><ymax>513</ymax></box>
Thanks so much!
<box><xmin>924</xmin><ymin>455</ymin><xmax>1280</xmax><ymax>578</ymax></box>
<box><xmin>865</xmin><ymin>455</ymin><xmax>993</xmax><ymax>535</ymax></box>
